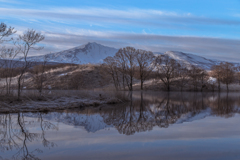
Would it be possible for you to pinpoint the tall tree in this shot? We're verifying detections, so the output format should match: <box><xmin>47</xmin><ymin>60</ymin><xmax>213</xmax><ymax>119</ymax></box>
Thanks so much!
<box><xmin>114</xmin><ymin>50</ymin><xmax>127</xmax><ymax>90</ymax></box>
<box><xmin>155</xmin><ymin>55</ymin><xmax>179</xmax><ymax>91</ymax></box>
<box><xmin>117</xmin><ymin>47</ymin><xmax>137</xmax><ymax>91</ymax></box>
<box><xmin>234</xmin><ymin>65</ymin><xmax>240</xmax><ymax>85</ymax></box>
<box><xmin>188</xmin><ymin>65</ymin><xmax>203</xmax><ymax>91</ymax></box>
<box><xmin>199</xmin><ymin>68</ymin><xmax>209</xmax><ymax>92</ymax></box>
<box><xmin>220</xmin><ymin>62</ymin><xmax>235</xmax><ymax>92</ymax></box>
<box><xmin>0</xmin><ymin>22</ymin><xmax>17</xmax><ymax>94</ymax></box>
<box><xmin>17</xmin><ymin>29</ymin><xmax>44</xmax><ymax>100</ymax></box>
<box><xmin>103</xmin><ymin>56</ymin><xmax>120</xmax><ymax>90</ymax></box>
<box><xmin>211</xmin><ymin>64</ymin><xmax>223</xmax><ymax>91</ymax></box>
<box><xmin>0</xmin><ymin>47</ymin><xmax>20</xmax><ymax>94</ymax></box>
<box><xmin>176</xmin><ymin>63</ymin><xmax>189</xmax><ymax>91</ymax></box>
<box><xmin>136</xmin><ymin>49</ymin><xmax>155</xmax><ymax>90</ymax></box>
<box><xmin>32</xmin><ymin>55</ymin><xmax>48</xmax><ymax>96</ymax></box>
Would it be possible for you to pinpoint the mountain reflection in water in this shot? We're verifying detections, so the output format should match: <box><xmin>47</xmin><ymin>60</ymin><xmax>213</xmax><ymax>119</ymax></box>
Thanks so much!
<box><xmin>1</xmin><ymin>92</ymin><xmax>240</xmax><ymax>160</ymax></box>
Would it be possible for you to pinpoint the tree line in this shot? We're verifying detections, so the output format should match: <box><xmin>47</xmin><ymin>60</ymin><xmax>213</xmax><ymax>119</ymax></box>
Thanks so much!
<box><xmin>103</xmin><ymin>47</ymin><xmax>238</xmax><ymax>92</ymax></box>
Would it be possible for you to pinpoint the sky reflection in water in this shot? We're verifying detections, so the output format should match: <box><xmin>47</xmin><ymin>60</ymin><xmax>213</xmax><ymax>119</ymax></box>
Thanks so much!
<box><xmin>0</xmin><ymin>92</ymin><xmax>240</xmax><ymax>160</ymax></box>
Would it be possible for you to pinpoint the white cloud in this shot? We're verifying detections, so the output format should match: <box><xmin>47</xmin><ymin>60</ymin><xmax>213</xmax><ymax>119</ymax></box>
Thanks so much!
<box><xmin>1</xmin><ymin>7</ymin><xmax>239</xmax><ymax>27</ymax></box>
<box><xmin>27</xmin><ymin>30</ymin><xmax>240</xmax><ymax>62</ymax></box>
<box><xmin>50</xmin><ymin>7</ymin><xmax>178</xmax><ymax>19</ymax></box>
<box><xmin>2</xmin><ymin>7</ymin><xmax>239</xmax><ymax>62</ymax></box>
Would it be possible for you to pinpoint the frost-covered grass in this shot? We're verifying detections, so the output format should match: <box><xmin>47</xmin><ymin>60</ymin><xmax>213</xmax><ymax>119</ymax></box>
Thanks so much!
<box><xmin>0</xmin><ymin>90</ymin><xmax>129</xmax><ymax>113</ymax></box>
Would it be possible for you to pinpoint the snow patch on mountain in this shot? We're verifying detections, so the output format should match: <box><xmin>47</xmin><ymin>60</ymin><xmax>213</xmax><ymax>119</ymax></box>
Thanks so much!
<box><xmin>26</xmin><ymin>42</ymin><xmax>237</xmax><ymax>70</ymax></box>
<box><xmin>164</xmin><ymin>51</ymin><xmax>220</xmax><ymax>70</ymax></box>
<box><xmin>27</xmin><ymin>42</ymin><xmax>118</xmax><ymax>64</ymax></box>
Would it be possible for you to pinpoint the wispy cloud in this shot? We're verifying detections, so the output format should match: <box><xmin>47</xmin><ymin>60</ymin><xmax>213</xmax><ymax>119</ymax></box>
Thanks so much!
<box><xmin>50</xmin><ymin>7</ymin><xmax>179</xmax><ymax>19</ymax></box>
<box><xmin>28</xmin><ymin>30</ymin><xmax>240</xmax><ymax>62</ymax></box>
<box><xmin>235</xmin><ymin>14</ymin><xmax>240</xmax><ymax>17</ymax></box>
<box><xmin>1</xmin><ymin>7</ymin><xmax>240</xmax><ymax>27</ymax></box>
<box><xmin>2</xmin><ymin>6</ymin><xmax>240</xmax><ymax>61</ymax></box>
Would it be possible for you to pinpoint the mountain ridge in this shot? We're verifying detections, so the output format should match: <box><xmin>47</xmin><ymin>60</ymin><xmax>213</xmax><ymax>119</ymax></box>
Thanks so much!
<box><xmin>26</xmin><ymin>42</ymin><xmax>233</xmax><ymax>70</ymax></box>
<box><xmin>27</xmin><ymin>42</ymin><xmax>118</xmax><ymax>64</ymax></box>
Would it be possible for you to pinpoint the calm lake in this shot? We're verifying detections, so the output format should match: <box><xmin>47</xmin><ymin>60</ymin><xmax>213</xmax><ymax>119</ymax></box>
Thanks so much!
<box><xmin>1</xmin><ymin>92</ymin><xmax>240</xmax><ymax>160</ymax></box>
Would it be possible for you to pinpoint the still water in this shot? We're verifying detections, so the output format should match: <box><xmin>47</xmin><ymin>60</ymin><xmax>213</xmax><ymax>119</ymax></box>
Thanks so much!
<box><xmin>1</xmin><ymin>92</ymin><xmax>240</xmax><ymax>160</ymax></box>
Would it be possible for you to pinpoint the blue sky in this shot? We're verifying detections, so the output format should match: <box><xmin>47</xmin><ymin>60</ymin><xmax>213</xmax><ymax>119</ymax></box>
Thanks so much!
<box><xmin>1</xmin><ymin>0</ymin><xmax>240</xmax><ymax>61</ymax></box>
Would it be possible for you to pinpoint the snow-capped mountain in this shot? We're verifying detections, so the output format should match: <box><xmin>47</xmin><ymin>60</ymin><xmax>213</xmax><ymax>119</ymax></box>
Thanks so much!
<box><xmin>27</xmin><ymin>42</ymin><xmax>119</xmax><ymax>64</ymax></box>
<box><xmin>163</xmin><ymin>51</ymin><xmax>220</xmax><ymax>70</ymax></box>
<box><xmin>26</xmin><ymin>42</ymin><xmax>231</xmax><ymax>69</ymax></box>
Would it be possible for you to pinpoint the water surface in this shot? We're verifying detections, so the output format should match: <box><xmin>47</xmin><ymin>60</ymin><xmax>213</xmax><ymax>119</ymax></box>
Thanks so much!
<box><xmin>1</xmin><ymin>92</ymin><xmax>240</xmax><ymax>160</ymax></box>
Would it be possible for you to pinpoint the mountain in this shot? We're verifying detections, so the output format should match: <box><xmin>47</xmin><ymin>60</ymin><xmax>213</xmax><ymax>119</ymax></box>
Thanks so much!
<box><xmin>152</xmin><ymin>50</ymin><xmax>223</xmax><ymax>70</ymax></box>
<box><xmin>163</xmin><ymin>51</ymin><xmax>220</xmax><ymax>70</ymax></box>
<box><xmin>27</xmin><ymin>42</ymin><xmax>119</xmax><ymax>64</ymax></box>
<box><xmin>26</xmin><ymin>42</ymin><xmax>232</xmax><ymax>69</ymax></box>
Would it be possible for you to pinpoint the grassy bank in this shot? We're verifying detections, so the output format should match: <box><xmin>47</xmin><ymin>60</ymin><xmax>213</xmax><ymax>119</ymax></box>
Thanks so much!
<box><xmin>0</xmin><ymin>90</ymin><xmax>129</xmax><ymax>113</ymax></box>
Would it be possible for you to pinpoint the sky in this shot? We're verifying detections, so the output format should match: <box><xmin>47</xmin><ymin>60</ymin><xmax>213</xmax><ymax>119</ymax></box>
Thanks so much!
<box><xmin>1</xmin><ymin>0</ymin><xmax>240</xmax><ymax>61</ymax></box>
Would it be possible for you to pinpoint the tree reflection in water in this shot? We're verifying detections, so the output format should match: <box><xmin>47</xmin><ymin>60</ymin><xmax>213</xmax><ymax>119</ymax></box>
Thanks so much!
<box><xmin>0</xmin><ymin>112</ymin><xmax>58</xmax><ymax>160</ymax></box>
<box><xmin>211</xmin><ymin>92</ymin><xmax>240</xmax><ymax>118</ymax></box>
<box><xmin>1</xmin><ymin>92</ymin><xmax>240</xmax><ymax>159</ymax></box>
<box><xmin>102</xmin><ymin>92</ymin><xmax>240</xmax><ymax>135</ymax></box>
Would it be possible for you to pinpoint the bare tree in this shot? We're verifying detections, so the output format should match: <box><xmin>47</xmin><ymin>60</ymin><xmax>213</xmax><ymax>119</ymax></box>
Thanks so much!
<box><xmin>155</xmin><ymin>55</ymin><xmax>179</xmax><ymax>91</ymax></box>
<box><xmin>116</xmin><ymin>47</ymin><xmax>137</xmax><ymax>91</ymax></box>
<box><xmin>32</xmin><ymin>55</ymin><xmax>48</xmax><ymax>96</ymax></box>
<box><xmin>176</xmin><ymin>64</ymin><xmax>189</xmax><ymax>91</ymax></box>
<box><xmin>0</xmin><ymin>22</ymin><xmax>16</xmax><ymax>43</ymax></box>
<box><xmin>199</xmin><ymin>68</ymin><xmax>209</xmax><ymax>92</ymax></box>
<box><xmin>103</xmin><ymin>56</ymin><xmax>120</xmax><ymax>90</ymax></box>
<box><xmin>236</xmin><ymin>71</ymin><xmax>240</xmax><ymax>85</ymax></box>
<box><xmin>220</xmin><ymin>62</ymin><xmax>235</xmax><ymax>92</ymax></box>
<box><xmin>0</xmin><ymin>46</ymin><xmax>20</xmax><ymax>95</ymax></box>
<box><xmin>124</xmin><ymin>47</ymin><xmax>137</xmax><ymax>91</ymax></box>
<box><xmin>234</xmin><ymin>65</ymin><xmax>240</xmax><ymax>85</ymax></box>
<box><xmin>0</xmin><ymin>23</ymin><xmax>17</xmax><ymax>95</ymax></box>
<box><xmin>188</xmin><ymin>65</ymin><xmax>203</xmax><ymax>91</ymax></box>
<box><xmin>17</xmin><ymin>29</ymin><xmax>44</xmax><ymax>100</ymax></box>
<box><xmin>211</xmin><ymin>64</ymin><xmax>223</xmax><ymax>91</ymax></box>
<box><xmin>136</xmin><ymin>49</ymin><xmax>155</xmax><ymax>90</ymax></box>
<box><xmin>114</xmin><ymin>50</ymin><xmax>127</xmax><ymax>90</ymax></box>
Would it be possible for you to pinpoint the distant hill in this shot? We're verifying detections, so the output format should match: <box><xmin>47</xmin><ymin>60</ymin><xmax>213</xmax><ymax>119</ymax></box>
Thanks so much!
<box><xmin>26</xmin><ymin>42</ymin><xmax>236</xmax><ymax>70</ymax></box>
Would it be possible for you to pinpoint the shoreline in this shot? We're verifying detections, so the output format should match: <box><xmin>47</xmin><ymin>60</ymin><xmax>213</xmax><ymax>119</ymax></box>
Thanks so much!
<box><xmin>0</xmin><ymin>97</ymin><xmax>125</xmax><ymax>113</ymax></box>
